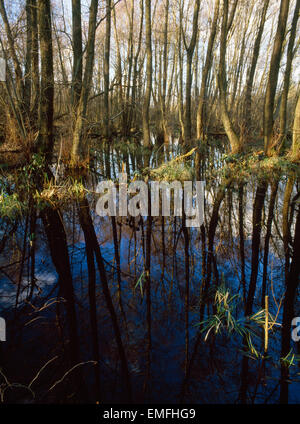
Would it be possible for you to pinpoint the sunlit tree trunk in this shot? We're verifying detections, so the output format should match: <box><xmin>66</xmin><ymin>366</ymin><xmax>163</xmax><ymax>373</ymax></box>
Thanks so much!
<box><xmin>291</xmin><ymin>94</ymin><xmax>300</xmax><ymax>160</ymax></box>
<box><xmin>0</xmin><ymin>0</ymin><xmax>24</xmax><ymax>103</ymax></box>
<box><xmin>24</xmin><ymin>0</ymin><xmax>32</xmax><ymax>112</ymax></box>
<box><xmin>278</xmin><ymin>0</ymin><xmax>300</xmax><ymax>152</ymax></box>
<box><xmin>177</xmin><ymin>23</ymin><xmax>185</xmax><ymax>140</ymax></box>
<box><xmin>159</xmin><ymin>0</ymin><xmax>169</xmax><ymax>144</ymax></box>
<box><xmin>71</xmin><ymin>0</ymin><xmax>98</xmax><ymax>164</ymax></box>
<box><xmin>112</xmin><ymin>5</ymin><xmax>123</xmax><ymax>131</ymax></box>
<box><xmin>243</xmin><ymin>0</ymin><xmax>269</xmax><ymax>140</ymax></box>
<box><xmin>196</xmin><ymin>0</ymin><xmax>219</xmax><ymax>141</ymax></box>
<box><xmin>123</xmin><ymin>0</ymin><xmax>134</xmax><ymax>133</ymax></box>
<box><xmin>183</xmin><ymin>0</ymin><xmax>200</xmax><ymax>142</ymax></box>
<box><xmin>71</xmin><ymin>0</ymin><xmax>83</xmax><ymax>109</ymax></box>
<box><xmin>104</xmin><ymin>0</ymin><xmax>111</xmax><ymax>139</ymax></box>
<box><xmin>38</xmin><ymin>0</ymin><xmax>54</xmax><ymax>160</ymax></box>
<box><xmin>263</xmin><ymin>0</ymin><xmax>290</xmax><ymax>155</ymax></box>
<box><xmin>218</xmin><ymin>0</ymin><xmax>241</xmax><ymax>154</ymax></box>
<box><xmin>130</xmin><ymin>0</ymin><xmax>144</xmax><ymax>133</ymax></box>
<box><xmin>31</xmin><ymin>0</ymin><xmax>39</xmax><ymax>126</ymax></box>
<box><xmin>142</xmin><ymin>0</ymin><xmax>152</xmax><ymax>146</ymax></box>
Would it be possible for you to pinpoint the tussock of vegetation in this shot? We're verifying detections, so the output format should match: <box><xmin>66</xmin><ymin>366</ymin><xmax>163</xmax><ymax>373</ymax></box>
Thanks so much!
<box><xmin>148</xmin><ymin>148</ymin><xmax>196</xmax><ymax>182</ymax></box>
<box><xmin>149</xmin><ymin>161</ymin><xmax>194</xmax><ymax>182</ymax></box>
<box><xmin>198</xmin><ymin>283</ymin><xmax>281</xmax><ymax>360</ymax></box>
<box><xmin>35</xmin><ymin>178</ymin><xmax>88</xmax><ymax>206</ymax></box>
<box><xmin>0</xmin><ymin>191</ymin><xmax>24</xmax><ymax>218</ymax></box>
<box><xmin>214</xmin><ymin>151</ymin><xmax>300</xmax><ymax>182</ymax></box>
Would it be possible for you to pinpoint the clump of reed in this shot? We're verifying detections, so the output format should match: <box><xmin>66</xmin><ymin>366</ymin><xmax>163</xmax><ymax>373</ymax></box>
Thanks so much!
<box><xmin>149</xmin><ymin>147</ymin><xmax>196</xmax><ymax>182</ymax></box>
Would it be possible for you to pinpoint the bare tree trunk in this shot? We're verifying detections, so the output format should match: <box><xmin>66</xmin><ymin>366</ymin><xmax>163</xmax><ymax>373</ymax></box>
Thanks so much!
<box><xmin>24</xmin><ymin>0</ymin><xmax>32</xmax><ymax>113</ymax></box>
<box><xmin>104</xmin><ymin>0</ymin><xmax>111</xmax><ymax>139</ymax></box>
<box><xmin>71</xmin><ymin>0</ymin><xmax>98</xmax><ymax>164</ymax></box>
<box><xmin>183</xmin><ymin>0</ymin><xmax>201</xmax><ymax>142</ymax></box>
<box><xmin>158</xmin><ymin>0</ymin><xmax>169</xmax><ymax>144</ymax></box>
<box><xmin>177</xmin><ymin>23</ymin><xmax>185</xmax><ymax>140</ymax></box>
<box><xmin>291</xmin><ymin>93</ymin><xmax>300</xmax><ymax>160</ymax></box>
<box><xmin>31</xmin><ymin>0</ymin><xmax>39</xmax><ymax>126</ymax></box>
<box><xmin>0</xmin><ymin>0</ymin><xmax>24</xmax><ymax>103</ymax></box>
<box><xmin>37</xmin><ymin>0</ymin><xmax>54</xmax><ymax>161</ymax></box>
<box><xmin>263</xmin><ymin>0</ymin><xmax>290</xmax><ymax>155</ymax></box>
<box><xmin>243</xmin><ymin>0</ymin><xmax>269</xmax><ymax>140</ymax></box>
<box><xmin>196</xmin><ymin>0</ymin><xmax>219</xmax><ymax>140</ymax></box>
<box><xmin>277</xmin><ymin>0</ymin><xmax>300</xmax><ymax>152</ymax></box>
<box><xmin>218</xmin><ymin>0</ymin><xmax>241</xmax><ymax>154</ymax></box>
<box><xmin>112</xmin><ymin>5</ymin><xmax>124</xmax><ymax>132</ymax></box>
<box><xmin>142</xmin><ymin>0</ymin><xmax>152</xmax><ymax>146</ymax></box>
<box><xmin>71</xmin><ymin>0</ymin><xmax>83</xmax><ymax>109</ymax></box>
<box><xmin>130</xmin><ymin>0</ymin><xmax>144</xmax><ymax>133</ymax></box>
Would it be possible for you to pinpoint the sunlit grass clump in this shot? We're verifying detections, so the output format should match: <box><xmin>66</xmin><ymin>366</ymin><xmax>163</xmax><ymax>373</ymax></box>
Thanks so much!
<box><xmin>197</xmin><ymin>283</ymin><xmax>281</xmax><ymax>359</ymax></box>
<box><xmin>35</xmin><ymin>178</ymin><xmax>88</xmax><ymax>206</ymax></box>
<box><xmin>0</xmin><ymin>191</ymin><xmax>24</xmax><ymax>218</ymax></box>
<box><xmin>149</xmin><ymin>148</ymin><xmax>196</xmax><ymax>182</ymax></box>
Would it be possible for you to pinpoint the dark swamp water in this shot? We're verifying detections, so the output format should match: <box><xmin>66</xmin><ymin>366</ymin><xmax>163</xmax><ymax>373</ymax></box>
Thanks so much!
<box><xmin>0</xmin><ymin>140</ymin><xmax>300</xmax><ymax>404</ymax></box>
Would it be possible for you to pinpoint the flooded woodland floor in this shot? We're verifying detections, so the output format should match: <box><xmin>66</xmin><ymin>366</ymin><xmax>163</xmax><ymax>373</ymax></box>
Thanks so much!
<box><xmin>0</xmin><ymin>139</ymin><xmax>300</xmax><ymax>404</ymax></box>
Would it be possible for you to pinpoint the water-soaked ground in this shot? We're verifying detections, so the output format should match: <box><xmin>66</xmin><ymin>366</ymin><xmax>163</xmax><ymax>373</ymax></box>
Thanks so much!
<box><xmin>0</xmin><ymin>141</ymin><xmax>300</xmax><ymax>404</ymax></box>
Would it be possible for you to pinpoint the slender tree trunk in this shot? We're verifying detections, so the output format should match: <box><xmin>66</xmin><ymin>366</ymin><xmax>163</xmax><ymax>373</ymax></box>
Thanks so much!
<box><xmin>31</xmin><ymin>0</ymin><xmax>39</xmax><ymax>126</ymax></box>
<box><xmin>24</xmin><ymin>0</ymin><xmax>32</xmax><ymax>113</ymax></box>
<box><xmin>0</xmin><ymin>0</ymin><xmax>24</xmax><ymax>103</ymax></box>
<box><xmin>277</xmin><ymin>0</ymin><xmax>300</xmax><ymax>152</ymax></box>
<box><xmin>243</xmin><ymin>0</ymin><xmax>269</xmax><ymax>139</ymax></box>
<box><xmin>72</xmin><ymin>0</ymin><xmax>83</xmax><ymax>109</ymax></box>
<box><xmin>112</xmin><ymin>5</ymin><xmax>123</xmax><ymax>131</ymax></box>
<box><xmin>196</xmin><ymin>0</ymin><xmax>219</xmax><ymax>141</ymax></box>
<box><xmin>71</xmin><ymin>0</ymin><xmax>98</xmax><ymax>164</ymax></box>
<box><xmin>142</xmin><ymin>0</ymin><xmax>152</xmax><ymax>146</ymax></box>
<box><xmin>291</xmin><ymin>93</ymin><xmax>300</xmax><ymax>160</ymax></box>
<box><xmin>104</xmin><ymin>0</ymin><xmax>111</xmax><ymax>139</ymax></box>
<box><xmin>38</xmin><ymin>0</ymin><xmax>54</xmax><ymax>161</ymax></box>
<box><xmin>159</xmin><ymin>0</ymin><xmax>169</xmax><ymax>144</ymax></box>
<box><xmin>263</xmin><ymin>0</ymin><xmax>290</xmax><ymax>155</ymax></box>
<box><xmin>183</xmin><ymin>0</ymin><xmax>201</xmax><ymax>142</ymax></box>
<box><xmin>218</xmin><ymin>0</ymin><xmax>241</xmax><ymax>153</ymax></box>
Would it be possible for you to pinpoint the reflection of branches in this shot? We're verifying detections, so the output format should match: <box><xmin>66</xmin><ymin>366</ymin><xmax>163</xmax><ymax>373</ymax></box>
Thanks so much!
<box><xmin>0</xmin><ymin>358</ymin><xmax>98</xmax><ymax>402</ymax></box>
<box><xmin>28</xmin><ymin>356</ymin><xmax>59</xmax><ymax>390</ymax></box>
<box><xmin>0</xmin><ymin>355</ymin><xmax>58</xmax><ymax>402</ymax></box>
<box><xmin>48</xmin><ymin>361</ymin><xmax>97</xmax><ymax>392</ymax></box>
<box><xmin>25</xmin><ymin>297</ymin><xmax>66</xmax><ymax>314</ymax></box>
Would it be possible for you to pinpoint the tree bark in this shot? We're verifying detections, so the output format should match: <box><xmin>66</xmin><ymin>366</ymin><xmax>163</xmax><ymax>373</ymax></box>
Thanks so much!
<box><xmin>243</xmin><ymin>0</ymin><xmax>269</xmax><ymax>139</ymax></box>
<box><xmin>142</xmin><ymin>0</ymin><xmax>152</xmax><ymax>147</ymax></box>
<box><xmin>103</xmin><ymin>0</ymin><xmax>111</xmax><ymax>139</ymax></box>
<box><xmin>37</xmin><ymin>0</ymin><xmax>54</xmax><ymax>161</ymax></box>
<box><xmin>218</xmin><ymin>0</ymin><xmax>241</xmax><ymax>154</ymax></box>
<box><xmin>291</xmin><ymin>93</ymin><xmax>300</xmax><ymax>160</ymax></box>
<box><xmin>263</xmin><ymin>0</ymin><xmax>290</xmax><ymax>155</ymax></box>
<box><xmin>277</xmin><ymin>0</ymin><xmax>300</xmax><ymax>152</ymax></box>
<box><xmin>71</xmin><ymin>0</ymin><xmax>83</xmax><ymax>109</ymax></box>
<box><xmin>71</xmin><ymin>0</ymin><xmax>98</xmax><ymax>164</ymax></box>
<box><xmin>183</xmin><ymin>0</ymin><xmax>201</xmax><ymax>142</ymax></box>
<box><xmin>196</xmin><ymin>0</ymin><xmax>219</xmax><ymax>141</ymax></box>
